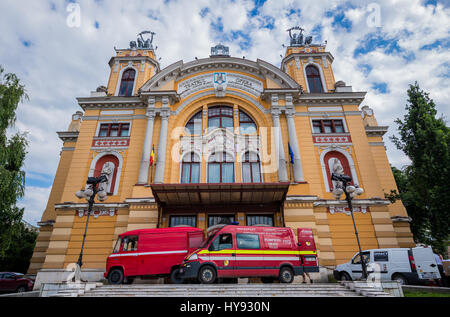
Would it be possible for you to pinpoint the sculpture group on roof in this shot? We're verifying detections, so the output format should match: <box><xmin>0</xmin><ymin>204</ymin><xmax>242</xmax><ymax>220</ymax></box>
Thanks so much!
<box><xmin>130</xmin><ymin>30</ymin><xmax>155</xmax><ymax>49</ymax></box>
<box><xmin>287</xmin><ymin>26</ymin><xmax>313</xmax><ymax>46</ymax></box>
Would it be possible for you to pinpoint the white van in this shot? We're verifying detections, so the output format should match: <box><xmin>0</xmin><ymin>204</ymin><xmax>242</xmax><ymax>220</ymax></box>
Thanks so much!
<box><xmin>334</xmin><ymin>247</ymin><xmax>441</xmax><ymax>285</ymax></box>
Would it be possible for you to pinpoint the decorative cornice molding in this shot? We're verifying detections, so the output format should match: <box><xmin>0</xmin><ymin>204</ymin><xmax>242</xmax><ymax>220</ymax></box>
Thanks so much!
<box><xmin>365</xmin><ymin>125</ymin><xmax>389</xmax><ymax>137</ymax></box>
<box><xmin>57</xmin><ymin>131</ymin><xmax>79</xmax><ymax>142</ymax></box>
<box><xmin>77</xmin><ymin>96</ymin><xmax>145</xmax><ymax>110</ymax></box>
<box><xmin>313</xmin><ymin>198</ymin><xmax>390</xmax><ymax>207</ymax></box>
<box><xmin>55</xmin><ymin>203</ymin><xmax>129</xmax><ymax>209</ymax></box>
<box><xmin>297</xmin><ymin>92</ymin><xmax>366</xmax><ymax>106</ymax></box>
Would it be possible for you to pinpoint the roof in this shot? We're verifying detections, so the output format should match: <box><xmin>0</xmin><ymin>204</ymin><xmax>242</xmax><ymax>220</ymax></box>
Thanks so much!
<box><xmin>150</xmin><ymin>182</ymin><xmax>290</xmax><ymax>208</ymax></box>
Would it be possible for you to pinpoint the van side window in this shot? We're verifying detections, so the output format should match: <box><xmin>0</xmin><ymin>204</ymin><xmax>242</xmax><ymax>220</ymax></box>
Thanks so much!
<box><xmin>210</xmin><ymin>233</ymin><xmax>233</xmax><ymax>251</ymax></box>
<box><xmin>374</xmin><ymin>251</ymin><xmax>389</xmax><ymax>262</ymax></box>
<box><xmin>237</xmin><ymin>234</ymin><xmax>260</xmax><ymax>249</ymax></box>
<box><xmin>122</xmin><ymin>235</ymin><xmax>138</xmax><ymax>252</ymax></box>
<box><xmin>352</xmin><ymin>252</ymin><xmax>370</xmax><ymax>264</ymax></box>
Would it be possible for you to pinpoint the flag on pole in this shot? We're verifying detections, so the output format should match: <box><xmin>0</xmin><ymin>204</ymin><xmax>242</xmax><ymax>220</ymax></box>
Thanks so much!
<box><xmin>150</xmin><ymin>145</ymin><xmax>155</xmax><ymax>166</ymax></box>
<box><xmin>288</xmin><ymin>142</ymin><xmax>294</xmax><ymax>164</ymax></box>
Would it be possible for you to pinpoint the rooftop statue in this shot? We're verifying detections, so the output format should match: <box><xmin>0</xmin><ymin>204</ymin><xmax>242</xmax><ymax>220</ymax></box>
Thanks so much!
<box><xmin>131</xmin><ymin>30</ymin><xmax>155</xmax><ymax>49</ymax></box>
<box><xmin>287</xmin><ymin>26</ymin><xmax>313</xmax><ymax>46</ymax></box>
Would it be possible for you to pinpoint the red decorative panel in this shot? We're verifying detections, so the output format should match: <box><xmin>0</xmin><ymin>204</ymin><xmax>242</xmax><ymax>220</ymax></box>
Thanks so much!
<box><xmin>313</xmin><ymin>135</ymin><xmax>352</xmax><ymax>144</ymax></box>
<box><xmin>92</xmin><ymin>138</ymin><xmax>130</xmax><ymax>148</ymax></box>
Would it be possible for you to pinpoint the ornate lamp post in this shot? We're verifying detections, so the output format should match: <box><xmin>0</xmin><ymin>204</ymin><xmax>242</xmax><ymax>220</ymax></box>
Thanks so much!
<box><xmin>74</xmin><ymin>174</ymin><xmax>109</xmax><ymax>273</ymax></box>
<box><xmin>331</xmin><ymin>172</ymin><xmax>368</xmax><ymax>280</ymax></box>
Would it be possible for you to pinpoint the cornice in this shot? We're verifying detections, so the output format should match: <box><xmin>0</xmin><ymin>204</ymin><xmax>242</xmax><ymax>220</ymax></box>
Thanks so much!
<box><xmin>365</xmin><ymin>125</ymin><xmax>389</xmax><ymax>137</ymax></box>
<box><xmin>297</xmin><ymin>92</ymin><xmax>366</xmax><ymax>106</ymax></box>
<box><xmin>77</xmin><ymin>96</ymin><xmax>146</xmax><ymax>110</ymax></box>
<box><xmin>108</xmin><ymin>55</ymin><xmax>160</xmax><ymax>72</ymax></box>
<box><xmin>281</xmin><ymin>51</ymin><xmax>335</xmax><ymax>71</ymax></box>
<box><xmin>57</xmin><ymin>131</ymin><xmax>79</xmax><ymax>142</ymax></box>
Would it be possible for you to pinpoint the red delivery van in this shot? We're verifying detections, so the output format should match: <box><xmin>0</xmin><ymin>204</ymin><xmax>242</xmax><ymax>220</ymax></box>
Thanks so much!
<box><xmin>179</xmin><ymin>224</ymin><xmax>319</xmax><ymax>284</ymax></box>
<box><xmin>104</xmin><ymin>227</ymin><xmax>204</xmax><ymax>284</ymax></box>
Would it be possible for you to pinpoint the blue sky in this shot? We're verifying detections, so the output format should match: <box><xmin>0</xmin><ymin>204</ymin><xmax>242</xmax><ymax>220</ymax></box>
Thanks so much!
<box><xmin>0</xmin><ymin>0</ymin><xmax>449</xmax><ymax>225</ymax></box>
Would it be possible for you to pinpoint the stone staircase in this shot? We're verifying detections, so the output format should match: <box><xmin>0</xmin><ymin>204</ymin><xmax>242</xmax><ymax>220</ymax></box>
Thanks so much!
<box><xmin>45</xmin><ymin>282</ymin><xmax>393</xmax><ymax>297</ymax></box>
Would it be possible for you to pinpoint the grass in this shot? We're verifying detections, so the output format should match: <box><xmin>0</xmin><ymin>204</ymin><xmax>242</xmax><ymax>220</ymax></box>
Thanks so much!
<box><xmin>403</xmin><ymin>290</ymin><xmax>450</xmax><ymax>297</ymax></box>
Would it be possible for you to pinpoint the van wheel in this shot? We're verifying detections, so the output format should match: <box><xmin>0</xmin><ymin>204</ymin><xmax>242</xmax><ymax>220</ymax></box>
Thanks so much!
<box><xmin>198</xmin><ymin>265</ymin><xmax>216</xmax><ymax>284</ymax></box>
<box><xmin>279</xmin><ymin>267</ymin><xmax>294</xmax><ymax>283</ymax></box>
<box><xmin>392</xmin><ymin>273</ymin><xmax>408</xmax><ymax>285</ymax></box>
<box><xmin>170</xmin><ymin>268</ymin><xmax>185</xmax><ymax>284</ymax></box>
<box><xmin>108</xmin><ymin>268</ymin><xmax>124</xmax><ymax>285</ymax></box>
<box><xmin>340</xmin><ymin>272</ymin><xmax>352</xmax><ymax>281</ymax></box>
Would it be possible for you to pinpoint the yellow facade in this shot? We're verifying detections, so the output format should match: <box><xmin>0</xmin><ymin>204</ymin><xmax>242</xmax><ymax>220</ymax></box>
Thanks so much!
<box><xmin>29</xmin><ymin>40</ymin><xmax>414</xmax><ymax>276</ymax></box>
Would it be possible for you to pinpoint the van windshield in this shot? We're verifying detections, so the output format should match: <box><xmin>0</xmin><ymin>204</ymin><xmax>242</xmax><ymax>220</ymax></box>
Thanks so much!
<box><xmin>113</xmin><ymin>238</ymin><xmax>122</xmax><ymax>253</ymax></box>
<box><xmin>201</xmin><ymin>232</ymin><xmax>219</xmax><ymax>248</ymax></box>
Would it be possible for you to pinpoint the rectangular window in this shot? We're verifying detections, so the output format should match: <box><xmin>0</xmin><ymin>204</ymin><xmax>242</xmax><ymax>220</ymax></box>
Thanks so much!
<box><xmin>374</xmin><ymin>251</ymin><xmax>389</xmax><ymax>262</ymax></box>
<box><xmin>98</xmin><ymin>123</ymin><xmax>130</xmax><ymax>137</ymax></box>
<box><xmin>113</xmin><ymin>237</ymin><xmax>122</xmax><ymax>253</ymax></box>
<box><xmin>237</xmin><ymin>234</ymin><xmax>260</xmax><ymax>249</ymax></box>
<box><xmin>311</xmin><ymin>119</ymin><xmax>345</xmax><ymax>134</ymax></box>
<box><xmin>246</xmin><ymin>215</ymin><xmax>274</xmax><ymax>227</ymax></box>
<box><xmin>169</xmin><ymin>215</ymin><xmax>197</xmax><ymax>228</ymax></box>
<box><xmin>208</xmin><ymin>215</ymin><xmax>235</xmax><ymax>227</ymax></box>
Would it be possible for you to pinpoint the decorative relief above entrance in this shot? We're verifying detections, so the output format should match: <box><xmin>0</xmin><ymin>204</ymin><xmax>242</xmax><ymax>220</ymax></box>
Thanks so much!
<box><xmin>177</xmin><ymin>72</ymin><xmax>264</xmax><ymax>99</ymax></box>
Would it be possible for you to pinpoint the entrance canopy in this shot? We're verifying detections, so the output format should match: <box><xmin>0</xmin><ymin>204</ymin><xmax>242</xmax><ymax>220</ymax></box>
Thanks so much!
<box><xmin>150</xmin><ymin>183</ymin><xmax>289</xmax><ymax>211</ymax></box>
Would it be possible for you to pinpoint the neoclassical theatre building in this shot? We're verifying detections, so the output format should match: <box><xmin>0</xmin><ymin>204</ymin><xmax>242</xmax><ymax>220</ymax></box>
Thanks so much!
<box><xmin>29</xmin><ymin>30</ymin><xmax>415</xmax><ymax>280</ymax></box>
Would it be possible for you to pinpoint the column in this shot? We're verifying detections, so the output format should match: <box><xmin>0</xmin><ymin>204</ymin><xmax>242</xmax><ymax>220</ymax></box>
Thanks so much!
<box><xmin>154</xmin><ymin>98</ymin><xmax>170</xmax><ymax>184</ymax></box>
<box><xmin>271</xmin><ymin>95</ymin><xmax>288</xmax><ymax>182</ymax></box>
<box><xmin>285</xmin><ymin>94</ymin><xmax>304</xmax><ymax>182</ymax></box>
<box><xmin>137</xmin><ymin>97</ymin><xmax>156</xmax><ymax>184</ymax></box>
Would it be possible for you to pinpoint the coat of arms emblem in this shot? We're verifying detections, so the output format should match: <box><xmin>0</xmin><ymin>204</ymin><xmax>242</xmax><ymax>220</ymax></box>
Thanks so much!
<box><xmin>214</xmin><ymin>72</ymin><xmax>226</xmax><ymax>85</ymax></box>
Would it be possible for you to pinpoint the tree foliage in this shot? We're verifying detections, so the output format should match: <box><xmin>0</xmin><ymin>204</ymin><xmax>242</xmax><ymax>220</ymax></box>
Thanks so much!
<box><xmin>390</xmin><ymin>82</ymin><xmax>450</xmax><ymax>255</ymax></box>
<box><xmin>0</xmin><ymin>66</ymin><xmax>30</xmax><ymax>261</ymax></box>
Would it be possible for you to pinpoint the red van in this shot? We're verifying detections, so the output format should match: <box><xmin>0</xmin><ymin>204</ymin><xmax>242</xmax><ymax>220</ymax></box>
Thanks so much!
<box><xmin>104</xmin><ymin>227</ymin><xmax>205</xmax><ymax>284</ymax></box>
<box><xmin>179</xmin><ymin>225</ymin><xmax>319</xmax><ymax>283</ymax></box>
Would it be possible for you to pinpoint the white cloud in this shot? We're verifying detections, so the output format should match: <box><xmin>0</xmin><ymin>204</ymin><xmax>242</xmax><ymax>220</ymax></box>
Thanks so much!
<box><xmin>1</xmin><ymin>0</ymin><xmax>449</xmax><ymax>225</ymax></box>
<box><xmin>17</xmin><ymin>186</ymin><xmax>52</xmax><ymax>226</ymax></box>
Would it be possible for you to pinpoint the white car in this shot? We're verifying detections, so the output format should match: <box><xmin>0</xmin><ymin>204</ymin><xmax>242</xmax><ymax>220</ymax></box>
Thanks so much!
<box><xmin>333</xmin><ymin>247</ymin><xmax>441</xmax><ymax>285</ymax></box>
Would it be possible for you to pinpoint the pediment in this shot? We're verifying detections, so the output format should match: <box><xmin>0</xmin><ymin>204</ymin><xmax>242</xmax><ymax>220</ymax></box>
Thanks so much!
<box><xmin>138</xmin><ymin>57</ymin><xmax>300</xmax><ymax>96</ymax></box>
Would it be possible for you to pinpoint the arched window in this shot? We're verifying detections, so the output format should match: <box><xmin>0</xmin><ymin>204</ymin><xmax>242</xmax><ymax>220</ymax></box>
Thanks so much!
<box><xmin>239</xmin><ymin>110</ymin><xmax>257</xmax><ymax>134</ymax></box>
<box><xmin>306</xmin><ymin>65</ymin><xmax>324</xmax><ymax>93</ymax></box>
<box><xmin>93</xmin><ymin>155</ymin><xmax>120</xmax><ymax>194</ymax></box>
<box><xmin>323</xmin><ymin>151</ymin><xmax>354</xmax><ymax>190</ymax></box>
<box><xmin>181</xmin><ymin>152</ymin><xmax>200</xmax><ymax>184</ymax></box>
<box><xmin>208</xmin><ymin>106</ymin><xmax>233</xmax><ymax>131</ymax></box>
<box><xmin>242</xmin><ymin>152</ymin><xmax>261</xmax><ymax>183</ymax></box>
<box><xmin>118</xmin><ymin>68</ymin><xmax>136</xmax><ymax>96</ymax></box>
<box><xmin>208</xmin><ymin>152</ymin><xmax>234</xmax><ymax>183</ymax></box>
<box><xmin>185</xmin><ymin>111</ymin><xmax>202</xmax><ymax>135</ymax></box>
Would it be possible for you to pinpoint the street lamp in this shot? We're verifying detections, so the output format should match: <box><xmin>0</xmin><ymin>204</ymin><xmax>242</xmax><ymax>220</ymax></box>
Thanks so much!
<box><xmin>74</xmin><ymin>174</ymin><xmax>108</xmax><ymax>274</ymax></box>
<box><xmin>331</xmin><ymin>172</ymin><xmax>368</xmax><ymax>280</ymax></box>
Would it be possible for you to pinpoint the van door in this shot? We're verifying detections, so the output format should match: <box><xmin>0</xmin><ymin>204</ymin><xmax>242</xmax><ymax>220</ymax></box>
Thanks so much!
<box><xmin>235</xmin><ymin>233</ymin><xmax>264</xmax><ymax>277</ymax></box>
<box><xmin>121</xmin><ymin>235</ymin><xmax>139</xmax><ymax>276</ymax></box>
<box><xmin>412</xmin><ymin>247</ymin><xmax>441</xmax><ymax>280</ymax></box>
<box><xmin>349</xmin><ymin>251</ymin><xmax>370</xmax><ymax>280</ymax></box>
<box><xmin>207</xmin><ymin>232</ymin><xmax>236</xmax><ymax>277</ymax></box>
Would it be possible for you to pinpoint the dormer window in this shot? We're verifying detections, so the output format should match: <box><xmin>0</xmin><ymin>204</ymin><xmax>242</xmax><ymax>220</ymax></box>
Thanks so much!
<box><xmin>306</xmin><ymin>65</ymin><xmax>324</xmax><ymax>93</ymax></box>
<box><xmin>118</xmin><ymin>68</ymin><xmax>136</xmax><ymax>96</ymax></box>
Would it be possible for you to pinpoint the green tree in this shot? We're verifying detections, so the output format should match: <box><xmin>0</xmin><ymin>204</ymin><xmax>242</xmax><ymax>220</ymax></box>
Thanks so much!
<box><xmin>390</xmin><ymin>82</ymin><xmax>450</xmax><ymax>256</ymax></box>
<box><xmin>0</xmin><ymin>66</ymin><xmax>30</xmax><ymax>262</ymax></box>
